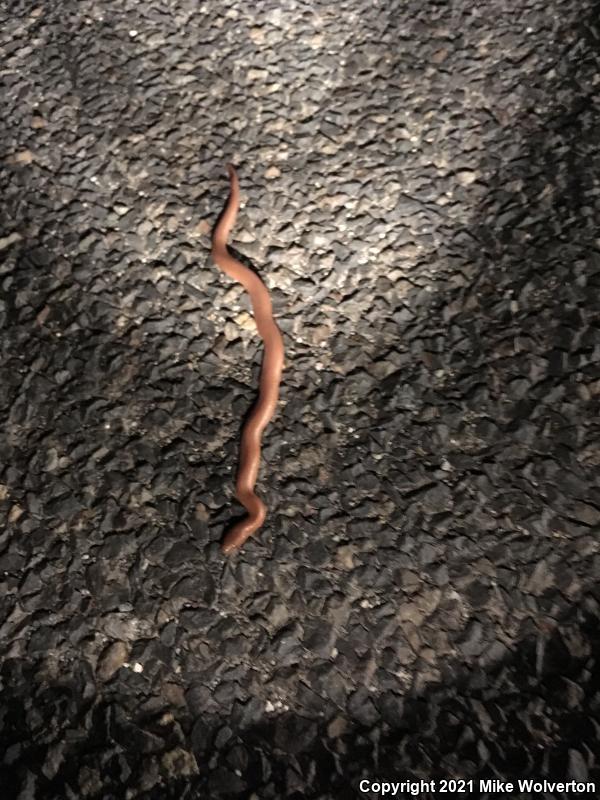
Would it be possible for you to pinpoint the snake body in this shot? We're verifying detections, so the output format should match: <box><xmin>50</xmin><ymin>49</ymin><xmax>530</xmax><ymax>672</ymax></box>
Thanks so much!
<box><xmin>211</xmin><ymin>165</ymin><xmax>284</xmax><ymax>555</ymax></box>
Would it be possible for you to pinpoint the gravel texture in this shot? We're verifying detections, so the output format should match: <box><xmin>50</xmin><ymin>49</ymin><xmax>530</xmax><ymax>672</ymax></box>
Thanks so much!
<box><xmin>1</xmin><ymin>0</ymin><xmax>600</xmax><ymax>797</ymax></box>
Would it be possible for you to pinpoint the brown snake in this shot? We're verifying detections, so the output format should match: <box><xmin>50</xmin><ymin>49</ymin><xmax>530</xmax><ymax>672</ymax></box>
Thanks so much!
<box><xmin>211</xmin><ymin>165</ymin><xmax>285</xmax><ymax>555</ymax></box>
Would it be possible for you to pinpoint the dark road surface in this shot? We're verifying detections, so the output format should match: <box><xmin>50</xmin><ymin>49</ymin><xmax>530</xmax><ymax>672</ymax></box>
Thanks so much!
<box><xmin>1</xmin><ymin>0</ymin><xmax>600</xmax><ymax>797</ymax></box>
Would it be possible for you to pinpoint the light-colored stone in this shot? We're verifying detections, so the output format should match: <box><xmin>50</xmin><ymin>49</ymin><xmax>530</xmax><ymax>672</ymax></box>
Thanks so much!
<box><xmin>0</xmin><ymin>232</ymin><xmax>22</xmax><ymax>251</ymax></box>
<box><xmin>6</xmin><ymin>150</ymin><xmax>33</xmax><ymax>165</ymax></box>
<box><xmin>264</xmin><ymin>165</ymin><xmax>281</xmax><ymax>179</ymax></box>
<box><xmin>97</xmin><ymin>641</ymin><xmax>129</xmax><ymax>681</ymax></box>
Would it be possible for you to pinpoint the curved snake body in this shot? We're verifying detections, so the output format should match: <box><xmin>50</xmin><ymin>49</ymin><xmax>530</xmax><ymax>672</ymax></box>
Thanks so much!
<box><xmin>211</xmin><ymin>165</ymin><xmax>284</xmax><ymax>555</ymax></box>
